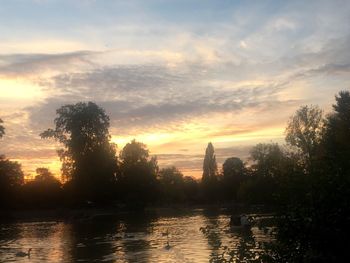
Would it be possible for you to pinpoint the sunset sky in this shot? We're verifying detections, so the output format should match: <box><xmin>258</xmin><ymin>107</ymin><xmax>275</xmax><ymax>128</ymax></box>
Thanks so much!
<box><xmin>1</xmin><ymin>0</ymin><xmax>350</xmax><ymax>179</ymax></box>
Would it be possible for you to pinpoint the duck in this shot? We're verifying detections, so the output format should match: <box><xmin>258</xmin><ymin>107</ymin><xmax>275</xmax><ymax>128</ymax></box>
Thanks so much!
<box><xmin>164</xmin><ymin>240</ymin><xmax>171</xmax><ymax>250</ymax></box>
<box><xmin>16</xmin><ymin>248</ymin><xmax>32</xmax><ymax>257</ymax></box>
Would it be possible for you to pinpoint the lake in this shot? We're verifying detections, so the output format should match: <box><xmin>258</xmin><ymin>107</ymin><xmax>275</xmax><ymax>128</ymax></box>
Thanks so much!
<box><xmin>0</xmin><ymin>209</ymin><xmax>274</xmax><ymax>262</ymax></box>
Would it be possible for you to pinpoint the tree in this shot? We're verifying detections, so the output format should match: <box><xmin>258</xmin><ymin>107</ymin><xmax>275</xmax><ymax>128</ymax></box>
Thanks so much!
<box><xmin>323</xmin><ymin>90</ymin><xmax>350</xmax><ymax>173</ymax></box>
<box><xmin>35</xmin><ymin>168</ymin><xmax>60</xmax><ymax>184</ymax></box>
<box><xmin>201</xmin><ymin>142</ymin><xmax>219</xmax><ymax>201</ymax></box>
<box><xmin>222</xmin><ymin>157</ymin><xmax>245</xmax><ymax>200</ymax></box>
<box><xmin>271</xmin><ymin>92</ymin><xmax>350</xmax><ymax>261</ymax></box>
<box><xmin>0</xmin><ymin>155</ymin><xmax>24</xmax><ymax>188</ymax></box>
<box><xmin>22</xmin><ymin>168</ymin><xmax>62</xmax><ymax>208</ymax></box>
<box><xmin>223</xmin><ymin>157</ymin><xmax>245</xmax><ymax>179</ymax></box>
<box><xmin>118</xmin><ymin>140</ymin><xmax>159</xmax><ymax>206</ymax></box>
<box><xmin>0</xmin><ymin>118</ymin><xmax>4</xmax><ymax>138</ymax></box>
<box><xmin>40</xmin><ymin>102</ymin><xmax>117</xmax><ymax>200</ymax></box>
<box><xmin>158</xmin><ymin>166</ymin><xmax>185</xmax><ymax>203</ymax></box>
<box><xmin>202</xmin><ymin>142</ymin><xmax>217</xmax><ymax>182</ymax></box>
<box><xmin>0</xmin><ymin>155</ymin><xmax>24</xmax><ymax>207</ymax></box>
<box><xmin>250</xmin><ymin>143</ymin><xmax>285</xmax><ymax>178</ymax></box>
<box><xmin>183</xmin><ymin>176</ymin><xmax>199</xmax><ymax>202</ymax></box>
<box><xmin>285</xmin><ymin>105</ymin><xmax>323</xmax><ymax>170</ymax></box>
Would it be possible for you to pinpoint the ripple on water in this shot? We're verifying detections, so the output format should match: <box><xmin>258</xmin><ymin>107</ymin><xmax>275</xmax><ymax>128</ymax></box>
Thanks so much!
<box><xmin>0</xmin><ymin>211</ymin><xmax>274</xmax><ymax>262</ymax></box>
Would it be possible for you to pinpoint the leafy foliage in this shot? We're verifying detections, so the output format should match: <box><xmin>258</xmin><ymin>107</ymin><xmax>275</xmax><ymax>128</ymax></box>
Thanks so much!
<box><xmin>40</xmin><ymin>102</ymin><xmax>117</xmax><ymax>201</ymax></box>
<box><xmin>285</xmin><ymin>105</ymin><xmax>323</xmax><ymax>171</ymax></box>
<box><xmin>0</xmin><ymin>155</ymin><xmax>24</xmax><ymax>208</ymax></box>
<box><xmin>117</xmin><ymin>140</ymin><xmax>159</xmax><ymax>206</ymax></box>
<box><xmin>202</xmin><ymin>142</ymin><xmax>218</xmax><ymax>181</ymax></box>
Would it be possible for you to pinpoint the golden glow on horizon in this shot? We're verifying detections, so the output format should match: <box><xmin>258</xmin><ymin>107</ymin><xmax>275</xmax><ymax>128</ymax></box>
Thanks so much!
<box><xmin>14</xmin><ymin>157</ymin><xmax>62</xmax><ymax>181</ymax></box>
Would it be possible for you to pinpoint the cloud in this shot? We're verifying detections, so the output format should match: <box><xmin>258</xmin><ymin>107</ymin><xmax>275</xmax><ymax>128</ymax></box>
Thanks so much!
<box><xmin>0</xmin><ymin>50</ymin><xmax>98</xmax><ymax>77</ymax></box>
<box><xmin>2</xmin><ymin>0</ymin><xmax>350</xmax><ymax>178</ymax></box>
<box><xmin>27</xmin><ymin>61</ymin><xmax>295</xmax><ymax>135</ymax></box>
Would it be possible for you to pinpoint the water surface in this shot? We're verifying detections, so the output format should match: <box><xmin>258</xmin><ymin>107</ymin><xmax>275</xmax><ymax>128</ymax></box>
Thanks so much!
<box><xmin>0</xmin><ymin>209</ymin><xmax>274</xmax><ymax>262</ymax></box>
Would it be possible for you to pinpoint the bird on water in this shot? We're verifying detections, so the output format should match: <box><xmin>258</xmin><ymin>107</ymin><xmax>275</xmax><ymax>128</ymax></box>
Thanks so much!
<box><xmin>16</xmin><ymin>248</ymin><xmax>32</xmax><ymax>257</ymax></box>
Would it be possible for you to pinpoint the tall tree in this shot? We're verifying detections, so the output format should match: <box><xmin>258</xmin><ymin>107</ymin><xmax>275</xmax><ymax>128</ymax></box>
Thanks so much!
<box><xmin>323</xmin><ymin>90</ymin><xmax>350</xmax><ymax>173</ymax></box>
<box><xmin>0</xmin><ymin>118</ymin><xmax>5</xmax><ymax>138</ymax></box>
<box><xmin>285</xmin><ymin>105</ymin><xmax>323</xmax><ymax>170</ymax></box>
<box><xmin>40</xmin><ymin>102</ymin><xmax>117</xmax><ymax>199</ymax></box>
<box><xmin>202</xmin><ymin>142</ymin><xmax>217</xmax><ymax>182</ymax></box>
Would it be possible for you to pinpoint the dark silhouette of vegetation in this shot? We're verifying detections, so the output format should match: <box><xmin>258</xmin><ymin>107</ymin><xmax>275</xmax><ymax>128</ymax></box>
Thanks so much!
<box><xmin>285</xmin><ymin>105</ymin><xmax>324</xmax><ymax>172</ymax></box>
<box><xmin>202</xmin><ymin>142</ymin><xmax>218</xmax><ymax>182</ymax></box>
<box><xmin>221</xmin><ymin>157</ymin><xmax>246</xmax><ymax>201</ymax></box>
<box><xmin>202</xmin><ymin>142</ymin><xmax>219</xmax><ymax>201</ymax></box>
<box><xmin>117</xmin><ymin>139</ymin><xmax>159</xmax><ymax>207</ymax></box>
<box><xmin>21</xmin><ymin>168</ymin><xmax>62</xmax><ymax>209</ymax></box>
<box><xmin>0</xmin><ymin>120</ymin><xmax>24</xmax><ymax>209</ymax></box>
<box><xmin>158</xmin><ymin>166</ymin><xmax>186</xmax><ymax>203</ymax></box>
<box><xmin>268</xmin><ymin>91</ymin><xmax>350</xmax><ymax>262</ymax></box>
<box><xmin>158</xmin><ymin>166</ymin><xmax>199</xmax><ymax>204</ymax></box>
<box><xmin>1</xmin><ymin>91</ymin><xmax>350</xmax><ymax>261</ymax></box>
<box><xmin>0</xmin><ymin>155</ymin><xmax>24</xmax><ymax>208</ymax></box>
<box><xmin>40</xmin><ymin>102</ymin><xmax>117</xmax><ymax>203</ymax></box>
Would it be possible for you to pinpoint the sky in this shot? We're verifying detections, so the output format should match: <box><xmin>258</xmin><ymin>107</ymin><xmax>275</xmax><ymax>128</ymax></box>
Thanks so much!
<box><xmin>0</xmin><ymin>0</ymin><xmax>350</xmax><ymax>179</ymax></box>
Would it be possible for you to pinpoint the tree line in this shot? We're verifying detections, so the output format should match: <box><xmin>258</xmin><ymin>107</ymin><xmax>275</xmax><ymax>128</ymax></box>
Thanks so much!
<box><xmin>1</xmin><ymin>91</ymin><xmax>350</xmax><ymax>260</ymax></box>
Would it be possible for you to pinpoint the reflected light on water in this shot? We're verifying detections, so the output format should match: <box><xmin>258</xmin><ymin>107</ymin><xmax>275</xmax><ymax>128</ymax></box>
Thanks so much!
<box><xmin>0</xmin><ymin>210</ymin><xmax>274</xmax><ymax>262</ymax></box>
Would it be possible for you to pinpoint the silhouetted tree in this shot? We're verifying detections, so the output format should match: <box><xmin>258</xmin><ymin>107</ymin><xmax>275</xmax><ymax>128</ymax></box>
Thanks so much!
<box><xmin>34</xmin><ymin>168</ymin><xmax>60</xmax><ymax>184</ymax></box>
<box><xmin>237</xmin><ymin>143</ymin><xmax>286</xmax><ymax>204</ymax></box>
<box><xmin>222</xmin><ymin>157</ymin><xmax>246</xmax><ymax>200</ymax></box>
<box><xmin>22</xmin><ymin>168</ymin><xmax>62</xmax><ymax>208</ymax></box>
<box><xmin>158</xmin><ymin>166</ymin><xmax>185</xmax><ymax>203</ymax></box>
<box><xmin>0</xmin><ymin>118</ymin><xmax>4</xmax><ymax>138</ymax></box>
<box><xmin>201</xmin><ymin>142</ymin><xmax>218</xmax><ymax>201</ymax></box>
<box><xmin>273</xmin><ymin>91</ymin><xmax>350</xmax><ymax>261</ymax></box>
<box><xmin>0</xmin><ymin>155</ymin><xmax>24</xmax><ymax>188</ymax></box>
<box><xmin>323</xmin><ymin>90</ymin><xmax>350</xmax><ymax>173</ymax></box>
<box><xmin>40</xmin><ymin>102</ymin><xmax>117</xmax><ymax>201</ymax></box>
<box><xmin>0</xmin><ymin>155</ymin><xmax>24</xmax><ymax>208</ymax></box>
<box><xmin>118</xmin><ymin>140</ymin><xmax>158</xmax><ymax>207</ymax></box>
<box><xmin>285</xmin><ymin>105</ymin><xmax>323</xmax><ymax>171</ymax></box>
<box><xmin>250</xmin><ymin>143</ymin><xmax>285</xmax><ymax>178</ymax></box>
<box><xmin>183</xmin><ymin>176</ymin><xmax>200</xmax><ymax>202</ymax></box>
<box><xmin>202</xmin><ymin>142</ymin><xmax>217</xmax><ymax>182</ymax></box>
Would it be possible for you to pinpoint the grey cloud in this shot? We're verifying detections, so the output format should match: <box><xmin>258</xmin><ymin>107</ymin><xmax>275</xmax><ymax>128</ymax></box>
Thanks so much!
<box><xmin>0</xmin><ymin>50</ymin><xmax>97</xmax><ymax>76</ymax></box>
<box><xmin>24</xmin><ymin>56</ymin><xmax>301</xmax><ymax>137</ymax></box>
<box><xmin>21</xmin><ymin>35</ymin><xmax>350</xmax><ymax>143</ymax></box>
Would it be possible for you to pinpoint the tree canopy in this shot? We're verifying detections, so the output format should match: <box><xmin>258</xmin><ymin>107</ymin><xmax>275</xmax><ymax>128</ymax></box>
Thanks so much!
<box><xmin>0</xmin><ymin>155</ymin><xmax>24</xmax><ymax>207</ymax></box>
<box><xmin>40</xmin><ymin>102</ymin><xmax>117</xmax><ymax>200</ymax></box>
<box><xmin>285</xmin><ymin>105</ymin><xmax>323</xmax><ymax>169</ymax></box>
<box><xmin>118</xmin><ymin>139</ymin><xmax>158</xmax><ymax>205</ymax></box>
<box><xmin>250</xmin><ymin>143</ymin><xmax>285</xmax><ymax>178</ymax></box>
<box><xmin>202</xmin><ymin>142</ymin><xmax>217</xmax><ymax>182</ymax></box>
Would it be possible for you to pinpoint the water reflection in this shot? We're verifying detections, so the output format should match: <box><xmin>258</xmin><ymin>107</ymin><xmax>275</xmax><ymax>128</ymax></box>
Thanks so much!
<box><xmin>0</xmin><ymin>210</ymin><xmax>273</xmax><ymax>262</ymax></box>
